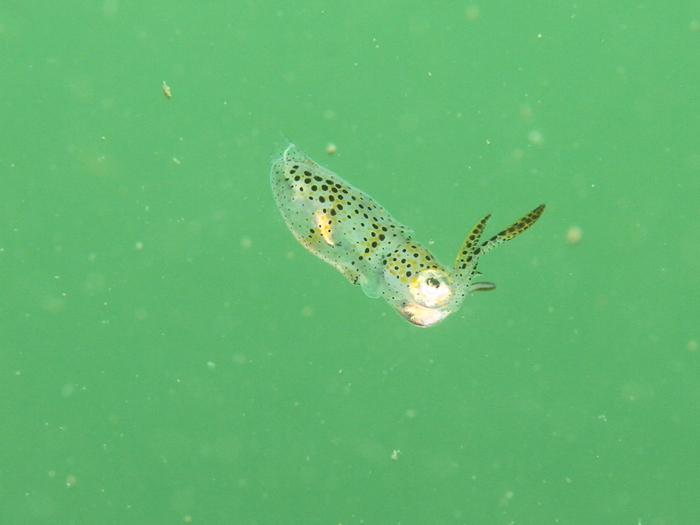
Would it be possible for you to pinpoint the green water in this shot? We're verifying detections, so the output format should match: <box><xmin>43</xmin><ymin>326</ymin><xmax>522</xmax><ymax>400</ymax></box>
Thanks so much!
<box><xmin>1</xmin><ymin>2</ymin><xmax>699</xmax><ymax>524</ymax></box>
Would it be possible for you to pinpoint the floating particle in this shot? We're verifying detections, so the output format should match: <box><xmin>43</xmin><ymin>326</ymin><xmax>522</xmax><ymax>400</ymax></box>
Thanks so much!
<box><xmin>566</xmin><ymin>226</ymin><xmax>583</xmax><ymax>245</ymax></box>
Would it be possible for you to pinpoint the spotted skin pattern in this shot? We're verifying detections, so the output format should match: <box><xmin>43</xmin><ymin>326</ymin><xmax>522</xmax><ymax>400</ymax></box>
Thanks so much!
<box><xmin>271</xmin><ymin>141</ymin><xmax>545</xmax><ymax>327</ymax></box>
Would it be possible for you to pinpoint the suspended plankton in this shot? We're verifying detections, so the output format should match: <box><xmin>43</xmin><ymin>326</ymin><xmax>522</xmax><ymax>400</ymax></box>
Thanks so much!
<box><xmin>162</xmin><ymin>81</ymin><xmax>171</xmax><ymax>99</ymax></box>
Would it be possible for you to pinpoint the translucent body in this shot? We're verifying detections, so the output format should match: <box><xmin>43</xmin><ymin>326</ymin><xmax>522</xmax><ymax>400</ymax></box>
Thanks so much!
<box><xmin>271</xmin><ymin>141</ymin><xmax>545</xmax><ymax>327</ymax></box>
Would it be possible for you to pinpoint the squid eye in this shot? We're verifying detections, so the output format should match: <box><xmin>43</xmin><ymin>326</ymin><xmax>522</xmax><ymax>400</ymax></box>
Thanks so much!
<box><xmin>426</xmin><ymin>277</ymin><xmax>441</xmax><ymax>288</ymax></box>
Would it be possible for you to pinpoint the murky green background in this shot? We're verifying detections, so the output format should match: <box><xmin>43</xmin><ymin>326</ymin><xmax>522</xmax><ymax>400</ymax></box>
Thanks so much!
<box><xmin>2</xmin><ymin>2</ymin><xmax>699</xmax><ymax>524</ymax></box>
